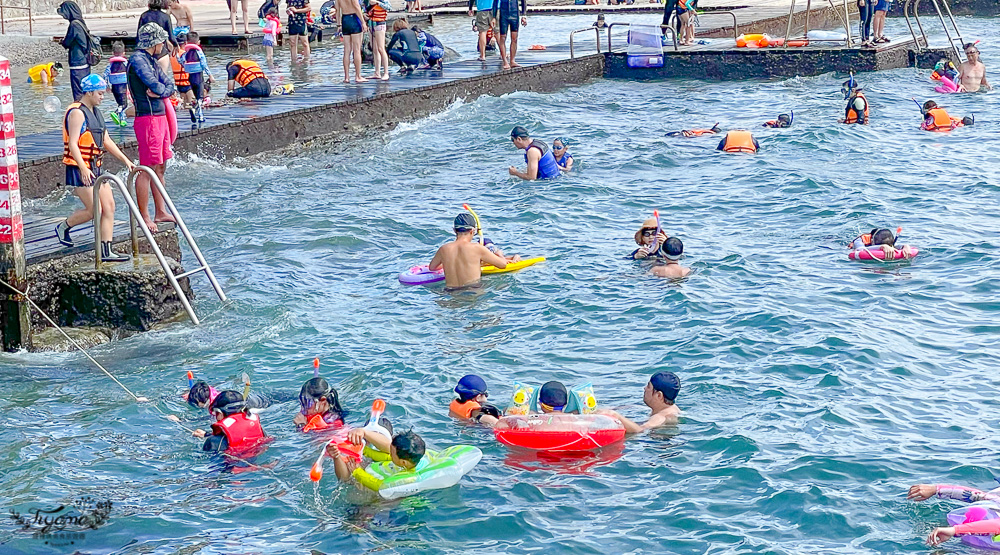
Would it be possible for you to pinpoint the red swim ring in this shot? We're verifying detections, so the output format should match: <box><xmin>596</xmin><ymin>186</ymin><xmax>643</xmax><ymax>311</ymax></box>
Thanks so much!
<box><xmin>493</xmin><ymin>413</ymin><xmax>625</xmax><ymax>452</ymax></box>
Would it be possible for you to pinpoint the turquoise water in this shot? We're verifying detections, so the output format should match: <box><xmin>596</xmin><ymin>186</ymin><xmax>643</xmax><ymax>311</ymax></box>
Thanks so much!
<box><xmin>4</xmin><ymin>16</ymin><xmax>1000</xmax><ymax>555</ymax></box>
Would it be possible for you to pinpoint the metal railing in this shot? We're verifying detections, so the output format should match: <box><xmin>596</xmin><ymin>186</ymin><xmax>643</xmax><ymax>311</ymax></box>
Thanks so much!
<box><xmin>91</xmin><ymin>166</ymin><xmax>227</xmax><ymax>325</ymax></box>
<box><xmin>906</xmin><ymin>0</ymin><xmax>964</xmax><ymax>61</ymax></box>
<box><xmin>569</xmin><ymin>26</ymin><xmax>601</xmax><ymax>58</ymax></box>
<box><xmin>0</xmin><ymin>1</ymin><xmax>32</xmax><ymax>35</ymax></box>
<box><xmin>665</xmin><ymin>10</ymin><xmax>739</xmax><ymax>41</ymax></box>
<box><xmin>606</xmin><ymin>22</ymin><xmax>678</xmax><ymax>53</ymax></box>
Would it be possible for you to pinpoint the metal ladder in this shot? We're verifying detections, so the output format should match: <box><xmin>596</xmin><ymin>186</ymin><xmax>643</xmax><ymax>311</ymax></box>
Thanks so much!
<box><xmin>91</xmin><ymin>166</ymin><xmax>226</xmax><ymax>325</ymax></box>
<box><xmin>903</xmin><ymin>0</ymin><xmax>965</xmax><ymax>62</ymax></box>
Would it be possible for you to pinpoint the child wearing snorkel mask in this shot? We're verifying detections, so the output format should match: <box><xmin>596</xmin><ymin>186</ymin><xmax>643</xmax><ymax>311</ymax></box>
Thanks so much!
<box><xmin>294</xmin><ymin>377</ymin><xmax>348</xmax><ymax>431</ymax></box>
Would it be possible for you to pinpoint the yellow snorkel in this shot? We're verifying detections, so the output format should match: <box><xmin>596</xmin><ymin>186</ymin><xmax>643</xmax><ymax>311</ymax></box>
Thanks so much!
<box><xmin>462</xmin><ymin>203</ymin><xmax>483</xmax><ymax>246</ymax></box>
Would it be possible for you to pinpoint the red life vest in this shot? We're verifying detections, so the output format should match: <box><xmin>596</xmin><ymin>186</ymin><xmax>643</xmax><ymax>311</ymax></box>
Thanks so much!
<box><xmin>211</xmin><ymin>412</ymin><xmax>265</xmax><ymax>451</ymax></box>
<box><xmin>301</xmin><ymin>412</ymin><xmax>344</xmax><ymax>432</ymax></box>
<box><xmin>923</xmin><ymin>108</ymin><xmax>963</xmax><ymax>132</ymax></box>
<box><xmin>449</xmin><ymin>399</ymin><xmax>481</xmax><ymax>419</ymax></box>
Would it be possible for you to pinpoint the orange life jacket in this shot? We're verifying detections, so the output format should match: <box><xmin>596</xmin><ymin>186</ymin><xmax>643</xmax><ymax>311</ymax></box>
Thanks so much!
<box><xmin>230</xmin><ymin>59</ymin><xmax>266</xmax><ymax>87</ymax></box>
<box><xmin>367</xmin><ymin>3</ymin><xmax>387</xmax><ymax>22</ymax></box>
<box><xmin>685</xmin><ymin>128</ymin><xmax>717</xmax><ymax>137</ymax></box>
<box><xmin>449</xmin><ymin>399</ymin><xmax>481</xmax><ymax>419</ymax></box>
<box><xmin>923</xmin><ymin>108</ymin><xmax>963</xmax><ymax>132</ymax></box>
<box><xmin>844</xmin><ymin>91</ymin><xmax>869</xmax><ymax>124</ymax></box>
<box><xmin>62</xmin><ymin>102</ymin><xmax>105</xmax><ymax>171</ymax></box>
<box><xmin>171</xmin><ymin>56</ymin><xmax>190</xmax><ymax>88</ymax></box>
<box><xmin>721</xmin><ymin>130</ymin><xmax>757</xmax><ymax>153</ymax></box>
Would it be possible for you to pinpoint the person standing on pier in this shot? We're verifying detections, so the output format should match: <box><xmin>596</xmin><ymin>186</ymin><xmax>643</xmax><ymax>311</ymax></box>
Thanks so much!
<box><xmin>469</xmin><ymin>0</ymin><xmax>496</xmax><ymax>61</ymax></box>
<box><xmin>55</xmin><ymin>75</ymin><xmax>136</xmax><ymax>263</ymax></box>
<box><xmin>129</xmin><ymin>23</ymin><xmax>177</xmax><ymax>233</ymax></box>
<box><xmin>491</xmin><ymin>0</ymin><xmax>526</xmax><ymax>69</ymax></box>
<box><xmin>57</xmin><ymin>1</ymin><xmax>94</xmax><ymax>101</ymax></box>
<box><xmin>287</xmin><ymin>0</ymin><xmax>312</xmax><ymax>62</ymax></box>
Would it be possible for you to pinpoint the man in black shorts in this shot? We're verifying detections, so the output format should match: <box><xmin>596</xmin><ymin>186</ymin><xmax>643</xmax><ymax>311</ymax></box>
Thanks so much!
<box><xmin>491</xmin><ymin>0</ymin><xmax>526</xmax><ymax>69</ymax></box>
<box><xmin>286</xmin><ymin>0</ymin><xmax>311</xmax><ymax>62</ymax></box>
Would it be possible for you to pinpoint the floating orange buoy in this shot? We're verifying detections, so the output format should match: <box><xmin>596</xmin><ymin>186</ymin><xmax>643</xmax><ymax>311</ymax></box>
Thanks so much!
<box><xmin>529</xmin><ymin>44</ymin><xmax>546</xmax><ymax>50</ymax></box>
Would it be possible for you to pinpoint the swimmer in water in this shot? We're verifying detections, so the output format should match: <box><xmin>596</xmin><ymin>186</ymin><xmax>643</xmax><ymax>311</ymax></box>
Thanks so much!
<box><xmin>593</xmin><ymin>13</ymin><xmax>607</xmax><ymax>28</ymax></box>
<box><xmin>839</xmin><ymin>76</ymin><xmax>868</xmax><ymax>124</ymax></box>
<box><xmin>600</xmin><ymin>371</ymin><xmax>681</xmax><ymax>432</ymax></box>
<box><xmin>552</xmin><ymin>138</ymin><xmax>573</xmax><ymax>173</ymax></box>
<box><xmin>185</xmin><ymin>379</ymin><xmax>271</xmax><ymax>416</ymax></box>
<box><xmin>509</xmin><ymin>126</ymin><xmax>561</xmax><ymax>180</ymax></box>
<box><xmin>429</xmin><ymin>213</ymin><xmax>509</xmax><ymax>289</ymax></box>
<box><xmin>328</xmin><ymin>429</ymin><xmax>425</xmax><ymax>484</ymax></box>
<box><xmin>920</xmin><ymin>99</ymin><xmax>973</xmax><ymax>131</ymax></box>
<box><xmin>198</xmin><ymin>390</ymin><xmax>268</xmax><ymax>451</ymax></box>
<box><xmin>666</xmin><ymin>123</ymin><xmax>720</xmax><ymax>137</ymax></box>
<box><xmin>449</xmin><ymin>374</ymin><xmax>502</xmax><ymax>426</ymax></box>
<box><xmin>957</xmin><ymin>42</ymin><xmax>992</xmax><ymax>92</ymax></box>
<box><xmin>908</xmin><ymin>483</ymin><xmax>1000</xmax><ymax>547</ymax></box>
<box><xmin>293</xmin><ymin>377</ymin><xmax>348</xmax><ymax>430</ymax></box>
<box><xmin>762</xmin><ymin>112</ymin><xmax>792</xmax><ymax>128</ymax></box>
<box><xmin>538</xmin><ymin>381</ymin><xmax>570</xmax><ymax>413</ymax></box>
<box><xmin>651</xmin><ymin>237</ymin><xmax>691</xmax><ymax>278</ymax></box>
<box><xmin>848</xmin><ymin>227</ymin><xmax>917</xmax><ymax>258</ymax></box>
<box><xmin>630</xmin><ymin>217</ymin><xmax>668</xmax><ymax>260</ymax></box>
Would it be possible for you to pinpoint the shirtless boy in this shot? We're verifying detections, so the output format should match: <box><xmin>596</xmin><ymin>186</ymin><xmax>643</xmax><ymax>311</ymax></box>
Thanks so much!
<box><xmin>600</xmin><ymin>371</ymin><xmax>681</xmax><ymax>433</ymax></box>
<box><xmin>429</xmin><ymin>213</ymin><xmax>508</xmax><ymax>288</ymax></box>
<box><xmin>958</xmin><ymin>43</ymin><xmax>991</xmax><ymax>92</ymax></box>
<box><xmin>651</xmin><ymin>237</ymin><xmax>691</xmax><ymax>278</ymax></box>
<box><xmin>168</xmin><ymin>0</ymin><xmax>194</xmax><ymax>33</ymax></box>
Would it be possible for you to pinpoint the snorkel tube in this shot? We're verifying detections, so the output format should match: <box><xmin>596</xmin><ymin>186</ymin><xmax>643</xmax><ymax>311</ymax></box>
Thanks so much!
<box><xmin>310</xmin><ymin>399</ymin><xmax>388</xmax><ymax>482</ymax></box>
<box><xmin>187</xmin><ymin>371</ymin><xmax>194</xmax><ymax>389</ymax></box>
<box><xmin>652</xmin><ymin>209</ymin><xmax>662</xmax><ymax>253</ymax></box>
<box><xmin>462</xmin><ymin>204</ymin><xmax>483</xmax><ymax>247</ymax></box>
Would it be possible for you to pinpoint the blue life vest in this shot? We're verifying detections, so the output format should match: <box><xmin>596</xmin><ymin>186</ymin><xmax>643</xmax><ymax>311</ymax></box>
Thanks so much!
<box><xmin>525</xmin><ymin>140</ymin><xmax>560</xmax><ymax>180</ymax></box>
<box><xmin>183</xmin><ymin>44</ymin><xmax>204</xmax><ymax>74</ymax></box>
<box><xmin>108</xmin><ymin>56</ymin><xmax>128</xmax><ymax>86</ymax></box>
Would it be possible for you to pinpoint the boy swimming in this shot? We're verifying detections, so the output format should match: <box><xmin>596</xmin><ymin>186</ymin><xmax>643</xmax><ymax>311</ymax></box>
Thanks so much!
<box><xmin>429</xmin><ymin>213</ymin><xmax>508</xmax><ymax>288</ymax></box>
<box><xmin>600</xmin><ymin>371</ymin><xmax>681</xmax><ymax>432</ymax></box>
<box><xmin>651</xmin><ymin>237</ymin><xmax>691</xmax><ymax>278</ymax></box>
<box><xmin>449</xmin><ymin>374</ymin><xmax>502</xmax><ymax>426</ymax></box>
<box><xmin>327</xmin><ymin>428</ymin><xmax>426</xmax><ymax>484</ymax></box>
<box><xmin>198</xmin><ymin>390</ymin><xmax>269</xmax><ymax>452</ymax></box>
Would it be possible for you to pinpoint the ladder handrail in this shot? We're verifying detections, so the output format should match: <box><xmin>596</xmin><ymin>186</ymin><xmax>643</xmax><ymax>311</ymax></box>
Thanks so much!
<box><xmin>937</xmin><ymin>0</ymin><xmax>965</xmax><ymax>59</ymax></box>
<box><xmin>606</xmin><ymin>22</ymin><xmax>678</xmax><ymax>53</ymax></box>
<box><xmin>126</xmin><ymin>165</ymin><xmax>227</xmax><ymax>303</ymax></box>
<box><xmin>902</xmin><ymin>0</ymin><xmax>927</xmax><ymax>50</ymax></box>
<box><xmin>91</xmin><ymin>173</ymin><xmax>200</xmax><ymax>325</ymax></box>
<box><xmin>569</xmin><ymin>26</ymin><xmax>601</xmax><ymax>58</ymax></box>
<box><xmin>926</xmin><ymin>0</ymin><xmax>963</xmax><ymax>62</ymax></box>
<box><xmin>911</xmin><ymin>0</ymin><xmax>930</xmax><ymax>50</ymax></box>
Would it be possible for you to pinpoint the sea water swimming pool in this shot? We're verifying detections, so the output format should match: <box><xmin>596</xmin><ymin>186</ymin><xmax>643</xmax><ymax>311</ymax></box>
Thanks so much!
<box><xmin>3</xmin><ymin>15</ymin><xmax>1000</xmax><ymax>555</ymax></box>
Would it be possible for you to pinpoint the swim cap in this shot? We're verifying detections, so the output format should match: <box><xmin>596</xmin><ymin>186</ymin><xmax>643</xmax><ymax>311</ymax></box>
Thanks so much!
<box><xmin>649</xmin><ymin>371</ymin><xmax>680</xmax><ymax>402</ymax></box>
<box><xmin>211</xmin><ymin>390</ymin><xmax>247</xmax><ymax>416</ymax></box>
<box><xmin>455</xmin><ymin>374</ymin><xmax>488</xmax><ymax>401</ymax></box>
<box><xmin>659</xmin><ymin>237</ymin><xmax>684</xmax><ymax>260</ymax></box>
<box><xmin>80</xmin><ymin>74</ymin><xmax>107</xmax><ymax>93</ymax></box>
<box><xmin>539</xmin><ymin>381</ymin><xmax>568</xmax><ymax>409</ymax></box>
<box><xmin>454</xmin><ymin>213</ymin><xmax>477</xmax><ymax>233</ymax></box>
<box><xmin>510</xmin><ymin>126</ymin><xmax>530</xmax><ymax>139</ymax></box>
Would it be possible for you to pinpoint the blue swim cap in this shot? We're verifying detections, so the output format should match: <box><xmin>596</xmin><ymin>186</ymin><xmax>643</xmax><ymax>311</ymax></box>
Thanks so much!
<box><xmin>454</xmin><ymin>213</ymin><xmax>477</xmax><ymax>232</ymax></box>
<box><xmin>455</xmin><ymin>374</ymin><xmax>488</xmax><ymax>401</ymax></box>
<box><xmin>649</xmin><ymin>371</ymin><xmax>680</xmax><ymax>402</ymax></box>
<box><xmin>539</xmin><ymin>381</ymin><xmax>568</xmax><ymax>409</ymax></box>
<box><xmin>80</xmin><ymin>74</ymin><xmax>107</xmax><ymax>93</ymax></box>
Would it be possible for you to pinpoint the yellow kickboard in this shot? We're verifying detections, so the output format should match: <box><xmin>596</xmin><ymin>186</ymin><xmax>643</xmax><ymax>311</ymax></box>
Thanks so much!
<box><xmin>482</xmin><ymin>257</ymin><xmax>545</xmax><ymax>275</ymax></box>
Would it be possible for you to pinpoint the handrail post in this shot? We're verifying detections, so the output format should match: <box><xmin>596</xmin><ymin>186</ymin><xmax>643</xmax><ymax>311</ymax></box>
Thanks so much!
<box><xmin>844</xmin><ymin>0</ymin><xmax>852</xmax><ymax>46</ymax></box>
<box><xmin>783</xmin><ymin>0</ymin><xmax>796</xmax><ymax>47</ymax></box>
<box><xmin>92</xmin><ymin>175</ymin><xmax>104</xmax><ymax>269</ymax></box>
<box><xmin>912</xmin><ymin>0</ymin><xmax>928</xmax><ymax>51</ymax></box>
<box><xmin>928</xmin><ymin>0</ymin><xmax>961</xmax><ymax>61</ymax></box>
<box><xmin>803</xmin><ymin>0</ymin><xmax>811</xmax><ymax>41</ymax></box>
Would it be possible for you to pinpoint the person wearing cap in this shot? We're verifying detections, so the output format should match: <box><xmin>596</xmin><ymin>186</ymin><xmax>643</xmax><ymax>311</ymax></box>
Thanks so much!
<box><xmin>57</xmin><ymin>1</ymin><xmax>94</xmax><ymax>101</ymax></box>
<box><xmin>429</xmin><ymin>212</ymin><xmax>509</xmax><ymax>289</ymax></box>
<box><xmin>129</xmin><ymin>22</ymin><xmax>177</xmax><ymax>234</ymax></box>
<box><xmin>630</xmin><ymin>217</ymin><xmax>668</xmax><ymax>260</ymax></box>
<box><xmin>651</xmin><ymin>237</ymin><xmax>690</xmax><ymax>278</ymax></box>
<box><xmin>538</xmin><ymin>381</ymin><xmax>569</xmax><ymax>413</ymax></box>
<box><xmin>552</xmin><ymin>138</ymin><xmax>573</xmax><ymax>173</ymax></box>
<box><xmin>508</xmin><ymin>126</ymin><xmax>560</xmax><ymax>180</ymax></box>
<box><xmin>54</xmin><ymin>74</ymin><xmax>136</xmax><ymax>263</ymax></box>
<box><xmin>600</xmin><ymin>371</ymin><xmax>681</xmax><ymax>433</ymax></box>
<box><xmin>592</xmin><ymin>13</ymin><xmax>607</xmax><ymax>28</ymax></box>
<box><xmin>449</xmin><ymin>374</ymin><xmax>503</xmax><ymax>426</ymax></box>
<box><xmin>199</xmin><ymin>390</ymin><xmax>269</xmax><ymax>452</ymax></box>
<box><xmin>839</xmin><ymin>76</ymin><xmax>868</xmax><ymax>124</ymax></box>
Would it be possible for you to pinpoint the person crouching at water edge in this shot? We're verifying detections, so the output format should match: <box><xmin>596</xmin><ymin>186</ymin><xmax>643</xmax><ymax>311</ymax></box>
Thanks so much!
<box><xmin>294</xmin><ymin>377</ymin><xmax>349</xmax><ymax>431</ymax></box>
<box><xmin>508</xmin><ymin>126</ymin><xmax>560</xmax><ymax>180</ymax></box>
<box><xmin>449</xmin><ymin>374</ymin><xmax>502</xmax><ymax>426</ymax></box>
<box><xmin>920</xmin><ymin>100</ymin><xmax>973</xmax><ymax>132</ymax></box>
<box><xmin>26</xmin><ymin>61</ymin><xmax>63</xmax><ymax>84</ymax></box>
<box><xmin>630</xmin><ymin>217</ymin><xmax>668</xmax><ymax>260</ymax></box>
<box><xmin>199</xmin><ymin>390</ymin><xmax>270</xmax><ymax>453</ymax></box>
<box><xmin>226</xmin><ymin>59</ymin><xmax>271</xmax><ymax>98</ymax></box>
<box><xmin>600</xmin><ymin>371</ymin><xmax>681</xmax><ymax>432</ymax></box>
<box><xmin>429</xmin><ymin>213</ymin><xmax>509</xmax><ymax>289</ymax></box>
<box><xmin>651</xmin><ymin>237</ymin><xmax>691</xmax><ymax>278</ymax></box>
<box><xmin>54</xmin><ymin>74</ymin><xmax>136</xmax><ymax>263</ymax></box>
